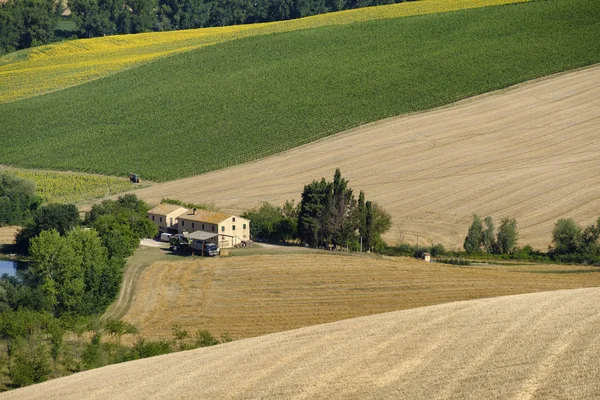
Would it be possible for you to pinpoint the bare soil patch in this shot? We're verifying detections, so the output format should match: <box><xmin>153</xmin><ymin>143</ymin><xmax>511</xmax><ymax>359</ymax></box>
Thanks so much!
<box><xmin>133</xmin><ymin>65</ymin><xmax>600</xmax><ymax>250</ymax></box>
<box><xmin>4</xmin><ymin>287</ymin><xmax>600</xmax><ymax>399</ymax></box>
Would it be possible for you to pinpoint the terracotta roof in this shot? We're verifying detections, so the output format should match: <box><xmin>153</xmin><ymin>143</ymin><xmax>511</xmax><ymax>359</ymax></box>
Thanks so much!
<box><xmin>177</xmin><ymin>210</ymin><xmax>234</xmax><ymax>225</ymax></box>
<box><xmin>148</xmin><ymin>204</ymin><xmax>188</xmax><ymax>216</ymax></box>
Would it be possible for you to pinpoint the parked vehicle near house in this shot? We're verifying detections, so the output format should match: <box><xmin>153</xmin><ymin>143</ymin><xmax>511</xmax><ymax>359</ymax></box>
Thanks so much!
<box><xmin>203</xmin><ymin>243</ymin><xmax>220</xmax><ymax>257</ymax></box>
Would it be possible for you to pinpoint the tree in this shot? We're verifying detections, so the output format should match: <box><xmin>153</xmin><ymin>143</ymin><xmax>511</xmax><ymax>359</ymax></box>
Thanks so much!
<box><xmin>0</xmin><ymin>0</ymin><xmax>61</xmax><ymax>54</ymax></box>
<box><xmin>581</xmin><ymin>217</ymin><xmax>600</xmax><ymax>257</ymax></box>
<box><xmin>551</xmin><ymin>218</ymin><xmax>582</xmax><ymax>255</ymax></box>
<box><xmin>15</xmin><ymin>203</ymin><xmax>80</xmax><ymax>254</ymax></box>
<box><xmin>28</xmin><ymin>230</ymin><xmax>85</xmax><ymax>316</ymax></box>
<box><xmin>8</xmin><ymin>333</ymin><xmax>52</xmax><ymax>387</ymax></box>
<box><xmin>496</xmin><ymin>218</ymin><xmax>518</xmax><ymax>254</ymax></box>
<box><xmin>482</xmin><ymin>216</ymin><xmax>495</xmax><ymax>253</ymax></box>
<box><xmin>298</xmin><ymin>170</ymin><xmax>390</xmax><ymax>251</ymax></box>
<box><xmin>298</xmin><ymin>178</ymin><xmax>331</xmax><ymax>247</ymax></box>
<box><xmin>0</xmin><ymin>172</ymin><xmax>40</xmax><ymax>226</ymax></box>
<box><xmin>463</xmin><ymin>214</ymin><xmax>483</xmax><ymax>253</ymax></box>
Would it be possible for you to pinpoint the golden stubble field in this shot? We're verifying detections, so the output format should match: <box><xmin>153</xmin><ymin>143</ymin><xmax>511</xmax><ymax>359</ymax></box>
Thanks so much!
<box><xmin>4</xmin><ymin>287</ymin><xmax>600</xmax><ymax>399</ymax></box>
<box><xmin>119</xmin><ymin>252</ymin><xmax>600</xmax><ymax>341</ymax></box>
<box><xmin>0</xmin><ymin>226</ymin><xmax>18</xmax><ymax>246</ymax></box>
<box><xmin>134</xmin><ymin>65</ymin><xmax>600</xmax><ymax>250</ymax></box>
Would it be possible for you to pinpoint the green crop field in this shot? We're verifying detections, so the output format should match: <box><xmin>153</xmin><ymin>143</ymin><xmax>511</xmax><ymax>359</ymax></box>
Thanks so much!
<box><xmin>0</xmin><ymin>0</ymin><xmax>598</xmax><ymax>182</ymax></box>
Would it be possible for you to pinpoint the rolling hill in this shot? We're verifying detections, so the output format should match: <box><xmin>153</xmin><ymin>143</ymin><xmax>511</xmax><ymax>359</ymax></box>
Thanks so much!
<box><xmin>0</xmin><ymin>0</ymin><xmax>598</xmax><ymax>183</ymax></box>
<box><xmin>0</xmin><ymin>0</ymin><xmax>525</xmax><ymax>104</ymax></box>
<box><xmin>2</xmin><ymin>287</ymin><xmax>599</xmax><ymax>399</ymax></box>
<box><xmin>133</xmin><ymin>65</ymin><xmax>600</xmax><ymax>249</ymax></box>
<box><xmin>110</xmin><ymin>251</ymin><xmax>600</xmax><ymax>341</ymax></box>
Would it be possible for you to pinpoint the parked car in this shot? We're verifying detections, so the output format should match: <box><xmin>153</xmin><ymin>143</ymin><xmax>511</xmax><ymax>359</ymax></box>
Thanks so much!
<box><xmin>203</xmin><ymin>243</ymin><xmax>220</xmax><ymax>257</ymax></box>
<box><xmin>160</xmin><ymin>233</ymin><xmax>173</xmax><ymax>242</ymax></box>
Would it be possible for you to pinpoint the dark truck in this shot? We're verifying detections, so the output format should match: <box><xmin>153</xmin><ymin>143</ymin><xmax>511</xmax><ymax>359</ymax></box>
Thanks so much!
<box><xmin>203</xmin><ymin>243</ymin><xmax>220</xmax><ymax>257</ymax></box>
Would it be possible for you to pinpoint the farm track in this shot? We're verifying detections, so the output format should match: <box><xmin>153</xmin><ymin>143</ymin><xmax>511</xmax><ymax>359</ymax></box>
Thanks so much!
<box><xmin>4</xmin><ymin>287</ymin><xmax>600</xmax><ymax>399</ymax></box>
<box><xmin>133</xmin><ymin>65</ymin><xmax>600</xmax><ymax>250</ymax></box>
<box><xmin>113</xmin><ymin>253</ymin><xmax>600</xmax><ymax>341</ymax></box>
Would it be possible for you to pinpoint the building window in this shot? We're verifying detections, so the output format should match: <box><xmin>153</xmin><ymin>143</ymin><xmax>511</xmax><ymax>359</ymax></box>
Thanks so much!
<box><xmin>243</xmin><ymin>224</ymin><xmax>246</xmax><ymax>229</ymax></box>
<box><xmin>232</xmin><ymin>225</ymin><xmax>236</xmax><ymax>231</ymax></box>
<box><xmin>152</xmin><ymin>215</ymin><xmax>155</xmax><ymax>221</ymax></box>
<box><xmin>182</xmin><ymin>221</ymin><xmax>185</xmax><ymax>226</ymax></box>
<box><xmin>232</xmin><ymin>217</ymin><xmax>236</xmax><ymax>222</ymax></box>
<box><xmin>212</xmin><ymin>226</ymin><xmax>214</xmax><ymax>232</ymax></box>
<box><xmin>192</xmin><ymin>223</ymin><xmax>195</xmax><ymax>229</ymax></box>
<box><xmin>159</xmin><ymin>217</ymin><xmax>162</xmax><ymax>223</ymax></box>
<box><xmin>221</xmin><ymin>226</ymin><xmax>225</xmax><ymax>232</ymax></box>
<box><xmin>202</xmin><ymin>224</ymin><xmax>205</xmax><ymax>230</ymax></box>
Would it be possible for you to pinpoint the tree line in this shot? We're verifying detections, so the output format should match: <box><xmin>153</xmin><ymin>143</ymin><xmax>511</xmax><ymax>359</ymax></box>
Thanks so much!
<box><xmin>461</xmin><ymin>214</ymin><xmax>600</xmax><ymax>264</ymax></box>
<box><xmin>0</xmin><ymin>0</ymin><xmax>412</xmax><ymax>54</ymax></box>
<box><xmin>243</xmin><ymin>169</ymin><xmax>392</xmax><ymax>252</ymax></box>
<box><xmin>0</xmin><ymin>0</ymin><xmax>64</xmax><ymax>55</ymax></box>
<box><xmin>0</xmin><ymin>172</ymin><xmax>166</xmax><ymax>388</ymax></box>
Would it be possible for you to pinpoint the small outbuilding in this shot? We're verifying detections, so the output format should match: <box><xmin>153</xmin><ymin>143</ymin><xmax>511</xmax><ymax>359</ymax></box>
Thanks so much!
<box><xmin>422</xmin><ymin>252</ymin><xmax>431</xmax><ymax>262</ymax></box>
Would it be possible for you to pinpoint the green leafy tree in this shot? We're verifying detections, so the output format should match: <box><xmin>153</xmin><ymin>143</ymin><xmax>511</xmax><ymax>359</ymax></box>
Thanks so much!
<box><xmin>195</xmin><ymin>329</ymin><xmax>219</xmax><ymax>347</ymax></box>
<box><xmin>496</xmin><ymin>218</ymin><xmax>518</xmax><ymax>254</ymax></box>
<box><xmin>581</xmin><ymin>217</ymin><xmax>600</xmax><ymax>257</ymax></box>
<box><xmin>463</xmin><ymin>214</ymin><xmax>483</xmax><ymax>253</ymax></box>
<box><xmin>0</xmin><ymin>0</ymin><xmax>61</xmax><ymax>54</ymax></box>
<box><xmin>298</xmin><ymin>178</ymin><xmax>331</xmax><ymax>247</ymax></box>
<box><xmin>0</xmin><ymin>172</ymin><xmax>40</xmax><ymax>226</ymax></box>
<box><xmin>482</xmin><ymin>216</ymin><xmax>495</xmax><ymax>253</ymax></box>
<box><xmin>15</xmin><ymin>203</ymin><xmax>80</xmax><ymax>254</ymax></box>
<box><xmin>551</xmin><ymin>218</ymin><xmax>582</xmax><ymax>255</ymax></box>
<box><xmin>9</xmin><ymin>333</ymin><xmax>52</xmax><ymax>387</ymax></box>
<box><xmin>28</xmin><ymin>230</ymin><xmax>85</xmax><ymax>316</ymax></box>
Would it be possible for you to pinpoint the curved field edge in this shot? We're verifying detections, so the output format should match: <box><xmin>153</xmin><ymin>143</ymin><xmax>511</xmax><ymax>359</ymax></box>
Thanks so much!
<box><xmin>0</xmin><ymin>0</ymin><xmax>527</xmax><ymax>103</ymax></box>
<box><xmin>4</xmin><ymin>287</ymin><xmax>600</xmax><ymax>399</ymax></box>
<box><xmin>118</xmin><ymin>251</ymin><xmax>600</xmax><ymax>341</ymax></box>
<box><xmin>1</xmin><ymin>0</ymin><xmax>598</xmax><ymax>182</ymax></box>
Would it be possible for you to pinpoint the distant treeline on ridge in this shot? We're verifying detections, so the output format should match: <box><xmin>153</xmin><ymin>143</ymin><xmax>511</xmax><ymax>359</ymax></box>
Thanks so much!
<box><xmin>0</xmin><ymin>0</ymin><xmax>414</xmax><ymax>54</ymax></box>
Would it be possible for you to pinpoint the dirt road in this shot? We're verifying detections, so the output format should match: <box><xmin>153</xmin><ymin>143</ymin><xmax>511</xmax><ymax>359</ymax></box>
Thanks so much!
<box><xmin>132</xmin><ymin>65</ymin><xmax>600</xmax><ymax>250</ymax></box>
<box><xmin>6</xmin><ymin>287</ymin><xmax>600</xmax><ymax>399</ymax></box>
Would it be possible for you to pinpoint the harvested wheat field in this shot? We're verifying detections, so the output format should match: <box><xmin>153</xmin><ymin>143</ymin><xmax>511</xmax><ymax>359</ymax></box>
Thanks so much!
<box><xmin>117</xmin><ymin>253</ymin><xmax>600</xmax><ymax>341</ymax></box>
<box><xmin>134</xmin><ymin>65</ymin><xmax>600</xmax><ymax>250</ymax></box>
<box><xmin>4</xmin><ymin>287</ymin><xmax>600</xmax><ymax>399</ymax></box>
<box><xmin>0</xmin><ymin>226</ymin><xmax>18</xmax><ymax>246</ymax></box>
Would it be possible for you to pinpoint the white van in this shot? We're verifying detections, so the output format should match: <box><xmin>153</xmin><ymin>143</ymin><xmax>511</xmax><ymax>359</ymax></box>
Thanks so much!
<box><xmin>160</xmin><ymin>233</ymin><xmax>173</xmax><ymax>242</ymax></box>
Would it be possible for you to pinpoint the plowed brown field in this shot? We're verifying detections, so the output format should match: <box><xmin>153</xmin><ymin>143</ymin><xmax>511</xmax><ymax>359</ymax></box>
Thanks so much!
<box><xmin>4</xmin><ymin>287</ymin><xmax>600</xmax><ymax>399</ymax></box>
<box><xmin>133</xmin><ymin>65</ymin><xmax>600</xmax><ymax>250</ymax></box>
<box><xmin>119</xmin><ymin>253</ymin><xmax>600</xmax><ymax>341</ymax></box>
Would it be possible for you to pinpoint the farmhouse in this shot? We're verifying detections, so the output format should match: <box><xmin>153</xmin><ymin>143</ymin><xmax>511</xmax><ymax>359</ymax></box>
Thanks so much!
<box><xmin>177</xmin><ymin>209</ymin><xmax>250</xmax><ymax>248</ymax></box>
<box><xmin>147</xmin><ymin>203</ymin><xmax>188</xmax><ymax>233</ymax></box>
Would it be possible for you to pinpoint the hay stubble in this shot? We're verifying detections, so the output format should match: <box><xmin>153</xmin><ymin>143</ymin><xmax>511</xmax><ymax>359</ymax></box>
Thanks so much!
<box><xmin>134</xmin><ymin>65</ymin><xmax>600</xmax><ymax>250</ymax></box>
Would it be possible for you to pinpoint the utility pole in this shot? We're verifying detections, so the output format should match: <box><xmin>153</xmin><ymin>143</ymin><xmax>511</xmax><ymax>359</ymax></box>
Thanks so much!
<box><xmin>360</xmin><ymin>235</ymin><xmax>363</xmax><ymax>253</ymax></box>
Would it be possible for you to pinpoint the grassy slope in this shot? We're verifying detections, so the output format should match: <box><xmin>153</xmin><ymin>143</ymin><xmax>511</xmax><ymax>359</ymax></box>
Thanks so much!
<box><xmin>0</xmin><ymin>0</ymin><xmax>599</xmax><ymax>182</ymax></box>
<box><xmin>0</xmin><ymin>0</ymin><xmax>525</xmax><ymax>103</ymax></box>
